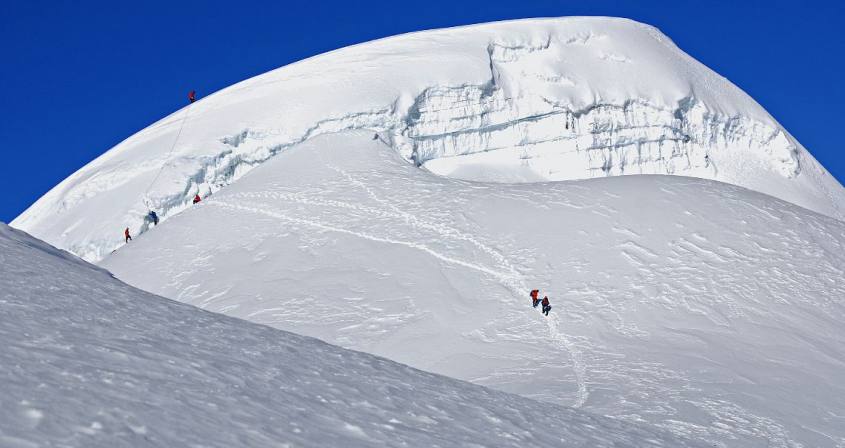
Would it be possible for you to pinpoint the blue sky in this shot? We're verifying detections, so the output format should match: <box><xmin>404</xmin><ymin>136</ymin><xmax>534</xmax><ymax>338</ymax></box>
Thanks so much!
<box><xmin>1</xmin><ymin>0</ymin><xmax>843</xmax><ymax>222</ymax></box>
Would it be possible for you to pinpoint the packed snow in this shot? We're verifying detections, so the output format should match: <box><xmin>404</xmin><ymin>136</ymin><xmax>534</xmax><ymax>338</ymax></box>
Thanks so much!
<box><xmin>9</xmin><ymin>16</ymin><xmax>845</xmax><ymax>448</ymax></box>
<box><xmin>0</xmin><ymin>222</ymin><xmax>709</xmax><ymax>447</ymax></box>
<box><xmin>12</xmin><ymin>17</ymin><xmax>845</xmax><ymax>262</ymax></box>
<box><xmin>104</xmin><ymin>132</ymin><xmax>845</xmax><ymax>447</ymax></box>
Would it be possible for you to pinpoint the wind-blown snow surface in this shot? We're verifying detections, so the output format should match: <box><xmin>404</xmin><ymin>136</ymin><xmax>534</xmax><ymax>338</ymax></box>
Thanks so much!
<box><xmin>12</xmin><ymin>17</ymin><xmax>845</xmax><ymax>262</ymax></box>
<box><xmin>0</xmin><ymin>223</ymin><xmax>707</xmax><ymax>447</ymax></box>
<box><xmin>105</xmin><ymin>133</ymin><xmax>845</xmax><ymax>447</ymax></box>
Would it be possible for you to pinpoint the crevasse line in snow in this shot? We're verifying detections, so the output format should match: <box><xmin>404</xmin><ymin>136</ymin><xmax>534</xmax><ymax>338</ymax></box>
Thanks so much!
<box><xmin>123</xmin><ymin>36</ymin><xmax>802</xmax><ymax>261</ymax></box>
<box><xmin>200</xmin><ymin>91</ymin><xmax>798</xmax><ymax>193</ymax></box>
<box><xmin>143</xmin><ymin>93</ymin><xmax>798</xmax><ymax>237</ymax></box>
<box><xmin>397</xmin><ymin>86</ymin><xmax>798</xmax><ymax>178</ymax></box>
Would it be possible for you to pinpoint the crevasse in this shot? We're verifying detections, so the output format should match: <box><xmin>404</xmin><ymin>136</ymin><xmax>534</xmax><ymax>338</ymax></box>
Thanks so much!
<box><xmin>143</xmin><ymin>68</ymin><xmax>799</xmax><ymax>260</ymax></box>
<box><xmin>18</xmin><ymin>18</ymin><xmax>839</xmax><ymax>263</ymax></box>
<box><xmin>395</xmin><ymin>88</ymin><xmax>798</xmax><ymax>178</ymax></box>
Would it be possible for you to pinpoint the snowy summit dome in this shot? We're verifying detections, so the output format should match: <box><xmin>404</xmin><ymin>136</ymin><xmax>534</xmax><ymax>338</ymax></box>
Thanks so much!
<box><xmin>13</xmin><ymin>17</ymin><xmax>845</xmax><ymax>261</ymax></box>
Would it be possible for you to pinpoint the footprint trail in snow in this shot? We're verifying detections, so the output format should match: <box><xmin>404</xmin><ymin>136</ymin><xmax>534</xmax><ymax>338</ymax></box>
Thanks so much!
<box><xmin>105</xmin><ymin>133</ymin><xmax>845</xmax><ymax>448</ymax></box>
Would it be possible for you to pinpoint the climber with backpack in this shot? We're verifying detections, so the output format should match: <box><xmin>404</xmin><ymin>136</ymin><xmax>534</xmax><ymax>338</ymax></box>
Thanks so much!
<box><xmin>188</xmin><ymin>90</ymin><xmax>196</xmax><ymax>104</ymax></box>
<box><xmin>147</xmin><ymin>211</ymin><xmax>159</xmax><ymax>226</ymax></box>
<box><xmin>530</xmin><ymin>289</ymin><xmax>540</xmax><ymax>308</ymax></box>
<box><xmin>124</xmin><ymin>227</ymin><xmax>132</xmax><ymax>243</ymax></box>
<box><xmin>192</xmin><ymin>194</ymin><xmax>202</xmax><ymax>204</ymax></box>
<box><xmin>541</xmin><ymin>296</ymin><xmax>552</xmax><ymax>316</ymax></box>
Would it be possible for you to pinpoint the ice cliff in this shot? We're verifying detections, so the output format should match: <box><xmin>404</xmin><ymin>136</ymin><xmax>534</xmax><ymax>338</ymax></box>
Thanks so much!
<box><xmin>13</xmin><ymin>17</ymin><xmax>845</xmax><ymax>261</ymax></box>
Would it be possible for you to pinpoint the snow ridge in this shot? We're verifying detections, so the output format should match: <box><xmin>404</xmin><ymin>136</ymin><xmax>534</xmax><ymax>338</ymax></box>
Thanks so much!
<box><xmin>2</xmin><ymin>222</ymin><xmax>709</xmax><ymax>447</ymax></box>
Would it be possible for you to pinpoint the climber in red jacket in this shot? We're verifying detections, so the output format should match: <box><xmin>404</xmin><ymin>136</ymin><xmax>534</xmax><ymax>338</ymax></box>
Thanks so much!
<box><xmin>530</xmin><ymin>289</ymin><xmax>540</xmax><ymax>308</ymax></box>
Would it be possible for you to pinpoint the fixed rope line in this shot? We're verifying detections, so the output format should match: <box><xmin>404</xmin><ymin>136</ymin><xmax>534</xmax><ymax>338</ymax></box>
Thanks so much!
<box><xmin>142</xmin><ymin>103</ymin><xmax>193</xmax><ymax>208</ymax></box>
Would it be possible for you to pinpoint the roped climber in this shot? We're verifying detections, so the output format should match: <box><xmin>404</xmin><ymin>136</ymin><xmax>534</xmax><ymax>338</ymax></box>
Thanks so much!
<box><xmin>188</xmin><ymin>90</ymin><xmax>196</xmax><ymax>104</ymax></box>
<box><xmin>541</xmin><ymin>296</ymin><xmax>551</xmax><ymax>316</ymax></box>
<box><xmin>124</xmin><ymin>227</ymin><xmax>132</xmax><ymax>243</ymax></box>
<box><xmin>530</xmin><ymin>289</ymin><xmax>540</xmax><ymax>308</ymax></box>
<box><xmin>147</xmin><ymin>210</ymin><xmax>159</xmax><ymax>226</ymax></box>
<box><xmin>193</xmin><ymin>193</ymin><xmax>202</xmax><ymax>204</ymax></box>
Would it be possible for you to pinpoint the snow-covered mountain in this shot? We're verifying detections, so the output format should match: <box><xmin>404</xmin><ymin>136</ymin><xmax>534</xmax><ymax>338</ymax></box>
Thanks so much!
<box><xmin>0</xmin><ymin>222</ymin><xmax>707</xmax><ymax>447</ymax></box>
<box><xmin>12</xmin><ymin>17</ymin><xmax>845</xmax><ymax>262</ymax></box>
<box><xmin>9</xmin><ymin>16</ymin><xmax>845</xmax><ymax>448</ymax></box>
<box><xmin>102</xmin><ymin>132</ymin><xmax>845</xmax><ymax>447</ymax></box>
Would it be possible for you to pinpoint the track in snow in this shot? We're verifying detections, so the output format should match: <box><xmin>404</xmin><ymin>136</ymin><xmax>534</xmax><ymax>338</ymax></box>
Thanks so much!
<box><xmin>213</xmin><ymin>185</ymin><xmax>591</xmax><ymax>408</ymax></box>
<box><xmin>4</xmin><ymin>223</ymin><xmax>705</xmax><ymax>447</ymax></box>
<box><xmin>104</xmin><ymin>132</ymin><xmax>845</xmax><ymax>447</ymax></box>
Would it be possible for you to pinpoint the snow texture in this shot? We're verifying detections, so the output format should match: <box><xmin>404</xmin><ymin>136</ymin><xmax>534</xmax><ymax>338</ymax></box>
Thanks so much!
<box><xmin>0</xmin><ymin>222</ymin><xmax>705</xmax><ymax>447</ymax></box>
<box><xmin>104</xmin><ymin>132</ymin><xmax>845</xmax><ymax>448</ymax></box>
<box><xmin>12</xmin><ymin>17</ymin><xmax>845</xmax><ymax>262</ymax></box>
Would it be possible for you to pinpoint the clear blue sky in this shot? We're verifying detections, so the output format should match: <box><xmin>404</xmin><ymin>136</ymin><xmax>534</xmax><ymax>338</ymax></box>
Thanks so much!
<box><xmin>1</xmin><ymin>0</ymin><xmax>843</xmax><ymax>222</ymax></box>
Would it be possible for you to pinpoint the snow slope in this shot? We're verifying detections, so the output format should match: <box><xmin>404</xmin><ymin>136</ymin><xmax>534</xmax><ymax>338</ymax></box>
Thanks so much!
<box><xmin>0</xmin><ymin>222</ymin><xmax>708</xmax><ymax>447</ymax></box>
<box><xmin>104</xmin><ymin>132</ymin><xmax>845</xmax><ymax>448</ymax></box>
<box><xmin>12</xmin><ymin>17</ymin><xmax>845</xmax><ymax>262</ymax></box>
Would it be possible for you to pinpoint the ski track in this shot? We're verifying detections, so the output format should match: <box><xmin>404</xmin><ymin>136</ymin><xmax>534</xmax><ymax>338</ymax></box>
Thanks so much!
<box><xmin>122</xmin><ymin>140</ymin><xmax>843</xmax><ymax>445</ymax></box>
<box><xmin>215</xmin><ymin>200</ymin><xmax>516</xmax><ymax>281</ymax></box>
<box><xmin>213</xmin><ymin>174</ymin><xmax>592</xmax><ymax>408</ymax></box>
<box><xmin>102</xmin><ymin>137</ymin><xmax>845</xmax><ymax>446</ymax></box>
<box><xmin>4</xmin><ymin>222</ymin><xmax>710</xmax><ymax>448</ymax></box>
<box><xmin>325</xmin><ymin>161</ymin><xmax>524</xmax><ymax>282</ymax></box>
<box><xmin>323</xmin><ymin>159</ymin><xmax>591</xmax><ymax>408</ymax></box>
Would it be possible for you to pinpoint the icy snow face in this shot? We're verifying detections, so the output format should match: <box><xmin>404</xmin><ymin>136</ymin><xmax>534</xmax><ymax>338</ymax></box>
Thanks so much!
<box><xmin>104</xmin><ymin>133</ymin><xmax>845</xmax><ymax>448</ymax></box>
<box><xmin>0</xmin><ymin>223</ymin><xmax>707</xmax><ymax>447</ymax></box>
<box><xmin>406</xmin><ymin>92</ymin><xmax>799</xmax><ymax>179</ymax></box>
<box><xmin>12</xmin><ymin>17</ymin><xmax>845</xmax><ymax>262</ymax></box>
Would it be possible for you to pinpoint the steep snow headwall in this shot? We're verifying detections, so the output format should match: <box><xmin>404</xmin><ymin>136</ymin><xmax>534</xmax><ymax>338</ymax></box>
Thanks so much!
<box><xmin>12</xmin><ymin>17</ymin><xmax>845</xmax><ymax>261</ymax></box>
